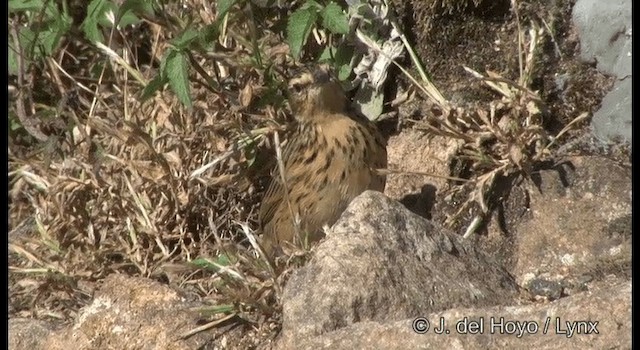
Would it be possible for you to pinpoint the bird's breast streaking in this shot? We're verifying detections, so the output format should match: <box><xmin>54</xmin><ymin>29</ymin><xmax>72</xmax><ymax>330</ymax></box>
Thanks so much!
<box><xmin>259</xmin><ymin>65</ymin><xmax>387</xmax><ymax>255</ymax></box>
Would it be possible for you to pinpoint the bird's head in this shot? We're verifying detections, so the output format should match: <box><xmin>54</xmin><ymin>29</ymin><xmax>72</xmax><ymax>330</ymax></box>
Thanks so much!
<box><xmin>287</xmin><ymin>64</ymin><xmax>347</xmax><ymax>121</ymax></box>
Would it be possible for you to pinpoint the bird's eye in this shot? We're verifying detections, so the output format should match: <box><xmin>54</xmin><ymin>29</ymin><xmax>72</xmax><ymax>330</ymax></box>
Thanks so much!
<box><xmin>291</xmin><ymin>83</ymin><xmax>304</xmax><ymax>94</ymax></box>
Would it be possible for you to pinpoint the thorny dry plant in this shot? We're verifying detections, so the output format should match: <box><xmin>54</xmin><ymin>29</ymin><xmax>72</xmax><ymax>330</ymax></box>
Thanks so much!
<box><xmin>368</xmin><ymin>0</ymin><xmax>591</xmax><ymax>236</ymax></box>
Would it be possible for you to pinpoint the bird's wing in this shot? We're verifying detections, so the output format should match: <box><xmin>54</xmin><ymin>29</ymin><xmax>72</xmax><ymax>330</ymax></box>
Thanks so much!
<box><xmin>258</xmin><ymin>131</ymin><xmax>298</xmax><ymax>230</ymax></box>
<box><xmin>258</xmin><ymin>169</ymin><xmax>284</xmax><ymax>230</ymax></box>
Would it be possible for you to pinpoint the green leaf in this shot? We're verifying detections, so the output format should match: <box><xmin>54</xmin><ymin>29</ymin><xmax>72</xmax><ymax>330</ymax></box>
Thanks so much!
<box><xmin>337</xmin><ymin>63</ymin><xmax>352</xmax><ymax>81</ymax></box>
<box><xmin>9</xmin><ymin>0</ymin><xmax>60</xmax><ymax>19</ymax></box>
<box><xmin>320</xmin><ymin>2</ymin><xmax>349</xmax><ymax>35</ymax></box>
<box><xmin>9</xmin><ymin>48</ymin><xmax>18</xmax><ymax>75</ymax></box>
<box><xmin>318</xmin><ymin>45</ymin><xmax>333</xmax><ymax>62</ymax></box>
<box><xmin>287</xmin><ymin>7</ymin><xmax>318</xmax><ymax>60</ymax></box>
<box><xmin>200</xmin><ymin>23</ymin><xmax>220</xmax><ymax>48</ymax></box>
<box><xmin>95</xmin><ymin>3</ymin><xmax>140</xmax><ymax>29</ymax></box>
<box><xmin>10</xmin><ymin>0</ymin><xmax>71</xmax><ymax>55</ymax></box>
<box><xmin>82</xmin><ymin>0</ymin><xmax>111</xmax><ymax>43</ymax></box>
<box><xmin>9</xmin><ymin>0</ymin><xmax>58</xmax><ymax>17</ymax></box>
<box><xmin>116</xmin><ymin>0</ymin><xmax>155</xmax><ymax>27</ymax></box>
<box><xmin>140</xmin><ymin>74</ymin><xmax>167</xmax><ymax>101</ymax></box>
<box><xmin>216</xmin><ymin>0</ymin><xmax>237</xmax><ymax>18</ymax></box>
<box><xmin>82</xmin><ymin>0</ymin><xmax>144</xmax><ymax>43</ymax></box>
<box><xmin>333</xmin><ymin>44</ymin><xmax>353</xmax><ymax>80</ymax></box>
<box><xmin>354</xmin><ymin>86</ymin><xmax>384</xmax><ymax>121</ymax></box>
<box><xmin>9</xmin><ymin>0</ymin><xmax>45</xmax><ymax>12</ymax></box>
<box><xmin>245</xmin><ymin>142</ymin><xmax>257</xmax><ymax>167</ymax></box>
<box><xmin>9</xmin><ymin>28</ymin><xmax>35</xmax><ymax>74</ymax></box>
<box><xmin>214</xmin><ymin>254</ymin><xmax>233</xmax><ymax>266</ymax></box>
<box><xmin>10</xmin><ymin>118</ymin><xmax>23</xmax><ymax>131</ymax></box>
<box><xmin>191</xmin><ymin>254</ymin><xmax>235</xmax><ymax>271</ymax></box>
<box><xmin>40</xmin><ymin>29</ymin><xmax>61</xmax><ymax>56</ymax></box>
<box><xmin>82</xmin><ymin>19</ymin><xmax>103</xmax><ymax>43</ymax></box>
<box><xmin>170</xmin><ymin>29</ymin><xmax>200</xmax><ymax>50</ymax></box>
<box><xmin>299</xmin><ymin>0</ymin><xmax>322</xmax><ymax>11</ymax></box>
<box><xmin>41</xmin><ymin>12</ymin><xmax>72</xmax><ymax>55</ymax></box>
<box><xmin>165</xmin><ymin>50</ymin><xmax>192</xmax><ymax>108</ymax></box>
<box><xmin>9</xmin><ymin>110</ymin><xmax>22</xmax><ymax>131</ymax></box>
<box><xmin>115</xmin><ymin>11</ymin><xmax>141</xmax><ymax>28</ymax></box>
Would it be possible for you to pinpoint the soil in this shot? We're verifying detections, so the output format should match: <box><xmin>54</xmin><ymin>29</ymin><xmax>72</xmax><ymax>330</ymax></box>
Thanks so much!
<box><xmin>390</xmin><ymin>0</ymin><xmax>615</xmax><ymax>132</ymax></box>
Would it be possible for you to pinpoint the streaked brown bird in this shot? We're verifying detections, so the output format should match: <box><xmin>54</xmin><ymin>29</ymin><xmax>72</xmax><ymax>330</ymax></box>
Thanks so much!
<box><xmin>259</xmin><ymin>65</ymin><xmax>387</xmax><ymax>255</ymax></box>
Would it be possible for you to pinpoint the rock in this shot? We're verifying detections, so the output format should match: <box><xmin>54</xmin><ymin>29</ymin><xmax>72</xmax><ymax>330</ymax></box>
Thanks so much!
<box><xmin>279</xmin><ymin>279</ymin><xmax>631</xmax><ymax>349</ymax></box>
<box><xmin>572</xmin><ymin>0</ymin><xmax>631</xmax><ymax>79</ymax></box>
<box><xmin>572</xmin><ymin>0</ymin><xmax>632</xmax><ymax>144</ymax></box>
<box><xmin>384</xmin><ymin>130</ymin><xmax>463</xmax><ymax>218</ymax></box>
<box><xmin>514</xmin><ymin>156</ymin><xmax>631</xmax><ymax>285</ymax></box>
<box><xmin>460</xmin><ymin>155</ymin><xmax>631</xmax><ymax>289</ymax></box>
<box><xmin>526</xmin><ymin>278</ymin><xmax>564</xmax><ymax>301</ymax></box>
<box><xmin>591</xmin><ymin>78</ymin><xmax>632</xmax><ymax>144</ymax></box>
<box><xmin>15</xmin><ymin>274</ymin><xmax>214</xmax><ymax>350</ymax></box>
<box><xmin>9</xmin><ymin>318</ymin><xmax>53</xmax><ymax>350</ymax></box>
<box><xmin>279</xmin><ymin>191</ymin><xmax>519</xmax><ymax>347</ymax></box>
<box><xmin>277</xmin><ymin>155</ymin><xmax>631</xmax><ymax>348</ymax></box>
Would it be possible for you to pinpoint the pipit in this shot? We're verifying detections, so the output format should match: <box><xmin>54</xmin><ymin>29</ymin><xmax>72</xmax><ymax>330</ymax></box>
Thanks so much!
<box><xmin>259</xmin><ymin>65</ymin><xmax>388</xmax><ymax>255</ymax></box>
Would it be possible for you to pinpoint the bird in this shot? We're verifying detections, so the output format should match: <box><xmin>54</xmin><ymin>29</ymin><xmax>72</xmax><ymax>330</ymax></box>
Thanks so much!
<box><xmin>258</xmin><ymin>64</ymin><xmax>388</xmax><ymax>256</ymax></box>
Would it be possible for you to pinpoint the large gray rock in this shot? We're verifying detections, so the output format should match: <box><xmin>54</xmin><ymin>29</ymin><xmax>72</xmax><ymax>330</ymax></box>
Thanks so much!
<box><xmin>591</xmin><ymin>78</ymin><xmax>632</xmax><ymax>144</ymax></box>
<box><xmin>277</xmin><ymin>156</ymin><xmax>632</xmax><ymax>348</ymax></box>
<box><xmin>279</xmin><ymin>191</ymin><xmax>520</xmax><ymax>347</ymax></box>
<box><xmin>572</xmin><ymin>0</ymin><xmax>631</xmax><ymax>79</ymax></box>
<box><xmin>279</xmin><ymin>279</ymin><xmax>631</xmax><ymax>349</ymax></box>
<box><xmin>572</xmin><ymin>0</ymin><xmax>632</xmax><ymax>144</ymax></box>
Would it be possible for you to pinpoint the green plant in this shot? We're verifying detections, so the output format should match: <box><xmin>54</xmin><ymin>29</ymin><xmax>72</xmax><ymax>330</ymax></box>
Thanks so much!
<box><xmin>9</xmin><ymin>0</ymin><xmax>151</xmax><ymax>74</ymax></box>
<box><xmin>8</xmin><ymin>0</ymin><xmax>73</xmax><ymax>75</ymax></box>
<box><xmin>9</xmin><ymin>0</ymin><xmax>154</xmax><ymax>138</ymax></box>
<box><xmin>287</xmin><ymin>0</ymin><xmax>355</xmax><ymax>81</ymax></box>
<box><xmin>139</xmin><ymin>0</ymin><xmax>355</xmax><ymax>108</ymax></box>
<box><xmin>286</xmin><ymin>1</ymin><xmax>348</xmax><ymax>59</ymax></box>
<box><xmin>82</xmin><ymin>0</ymin><xmax>153</xmax><ymax>43</ymax></box>
<box><xmin>139</xmin><ymin>0</ymin><xmax>252</xmax><ymax>108</ymax></box>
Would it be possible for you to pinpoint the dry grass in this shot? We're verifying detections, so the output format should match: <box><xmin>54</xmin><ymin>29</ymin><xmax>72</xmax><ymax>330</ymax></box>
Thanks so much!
<box><xmin>9</xmin><ymin>1</ymin><xmax>298</xmax><ymax>341</ymax></box>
